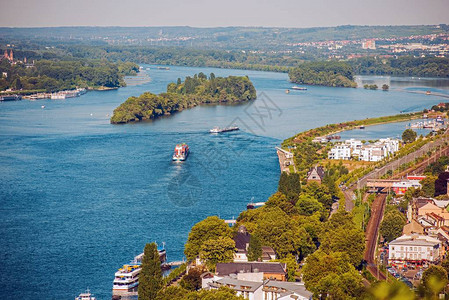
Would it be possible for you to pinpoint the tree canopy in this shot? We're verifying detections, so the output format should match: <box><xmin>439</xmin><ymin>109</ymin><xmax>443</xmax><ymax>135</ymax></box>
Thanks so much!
<box><xmin>138</xmin><ymin>243</ymin><xmax>163</xmax><ymax>300</ymax></box>
<box><xmin>199</xmin><ymin>236</ymin><xmax>236</xmax><ymax>271</ymax></box>
<box><xmin>380</xmin><ymin>206</ymin><xmax>406</xmax><ymax>242</ymax></box>
<box><xmin>184</xmin><ymin>216</ymin><xmax>232</xmax><ymax>261</ymax></box>
<box><xmin>289</xmin><ymin>61</ymin><xmax>357</xmax><ymax>88</ymax></box>
<box><xmin>402</xmin><ymin>129</ymin><xmax>417</xmax><ymax>143</ymax></box>
<box><xmin>302</xmin><ymin>250</ymin><xmax>364</xmax><ymax>299</ymax></box>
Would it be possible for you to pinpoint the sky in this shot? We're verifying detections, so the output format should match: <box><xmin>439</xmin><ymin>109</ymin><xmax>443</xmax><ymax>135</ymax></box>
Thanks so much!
<box><xmin>0</xmin><ymin>0</ymin><xmax>448</xmax><ymax>28</ymax></box>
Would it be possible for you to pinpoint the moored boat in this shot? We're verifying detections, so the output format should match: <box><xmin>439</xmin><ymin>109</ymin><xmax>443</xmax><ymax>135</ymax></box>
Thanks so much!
<box><xmin>75</xmin><ymin>289</ymin><xmax>96</xmax><ymax>300</ymax></box>
<box><xmin>291</xmin><ymin>86</ymin><xmax>307</xmax><ymax>90</ymax></box>
<box><xmin>172</xmin><ymin>143</ymin><xmax>189</xmax><ymax>161</ymax></box>
<box><xmin>112</xmin><ymin>248</ymin><xmax>167</xmax><ymax>296</ymax></box>
<box><xmin>0</xmin><ymin>95</ymin><xmax>22</xmax><ymax>101</ymax></box>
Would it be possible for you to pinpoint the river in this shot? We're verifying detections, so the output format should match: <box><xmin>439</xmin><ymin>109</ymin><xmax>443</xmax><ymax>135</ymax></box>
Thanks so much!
<box><xmin>0</xmin><ymin>66</ymin><xmax>448</xmax><ymax>299</ymax></box>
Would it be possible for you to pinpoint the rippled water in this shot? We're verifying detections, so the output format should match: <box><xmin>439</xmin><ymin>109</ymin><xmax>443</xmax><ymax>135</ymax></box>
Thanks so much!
<box><xmin>0</xmin><ymin>66</ymin><xmax>448</xmax><ymax>299</ymax></box>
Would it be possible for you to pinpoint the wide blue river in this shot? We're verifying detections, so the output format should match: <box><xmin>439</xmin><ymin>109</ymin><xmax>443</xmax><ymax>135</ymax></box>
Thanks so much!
<box><xmin>0</xmin><ymin>65</ymin><xmax>448</xmax><ymax>299</ymax></box>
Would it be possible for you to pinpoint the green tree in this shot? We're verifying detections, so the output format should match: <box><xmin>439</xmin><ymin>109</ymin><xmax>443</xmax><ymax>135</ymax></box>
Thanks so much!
<box><xmin>442</xmin><ymin>257</ymin><xmax>449</xmax><ymax>279</ymax></box>
<box><xmin>366</xmin><ymin>281</ymin><xmax>415</xmax><ymax>300</ymax></box>
<box><xmin>14</xmin><ymin>77</ymin><xmax>22</xmax><ymax>90</ymax></box>
<box><xmin>138</xmin><ymin>243</ymin><xmax>163</xmax><ymax>300</ymax></box>
<box><xmin>247</xmin><ymin>234</ymin><xmax>262</xmax><ymax>262</ymax></box>
<box><xmin>265</xmin><ymin>192</ymin><xmax>298</xmax><ymax>216</ymax></box>
<box><xmin>296</xmin><ymin>194</ymin><xmax>324</xmax><ymax>216</ymax></box>
<box><xmin>199</xmin><ymin>236</ymin><xmax>235</xmax><ymax>271</ymax></box>
<box><xmin>252</xmin><ymin>207</ymin><xmax>315</xmax><ymax>259</ymax></box>
<box><xmin>303</xmin><ymin>182</ymin><xmax>333</xmax><ymax>210</ymax></box>
<box><xmin>190</xmin><ymin>286</ymin><xmax>244</xmax><ymax>300</ymax></box>
<box><xmin>418</xmin><ymin>265</ymin><xmax>448</xmax><ymax>299</ymax></box>
<box><xmin>319</xmin><ymin>211</ymin><xmax>365</xmax><ymax>266</ymax></box>
<box><xmin>179</xmin><ymin>266</ymin><xmax>205</xmax><ymax>291</ymax></box>
<box><xmin>420</xmin><ymin>175</ymin><xmax>437</xmax><ymax>197</ymax></box>
<box><xmin>276</xmin><ymin>253</ymin><xmax>298</xmax><ymax>282</ymax></box>
<box><xmin>402</xmin><ymin>129</ymin><xmax>417</xmax><ymax>143</ymax></box>
<box><xmin>156</xmin><ymin>286</ymin><xmax>187</xmax><ymax>300</ymax></box>
<box><xmin>278</xmin><ymin>172</ymin><xmax>301</xmax><ymax>201</ymax></box>
<box><xmin>156</xmin><ymin>286</ymin><xmax>244</xmax><ymax>300</ymax></box>
<box><xmin>302</xmin><ymin>250</ymin><xmax>364</xmax><ymax>299</ymax></box>
<box><xmin>184</xmin><ymin>216</ymin><xmax>232</xmax><ymax>261</ymax></box>
<box><xmin>380</xmin><ymin>209</ymin><xmax>406</xmax><ymax>242</ymax></box>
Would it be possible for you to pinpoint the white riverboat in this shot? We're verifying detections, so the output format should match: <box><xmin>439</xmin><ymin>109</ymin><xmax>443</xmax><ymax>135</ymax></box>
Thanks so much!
<box><xmin>112</xmin><ymin>248</ymin><xmax>167</xmax><ymax>296</ymax></box>
<box><xmin>75</xmin><ymin>289</ymin><xmax>96</xmax><ymax>300</ymax></box>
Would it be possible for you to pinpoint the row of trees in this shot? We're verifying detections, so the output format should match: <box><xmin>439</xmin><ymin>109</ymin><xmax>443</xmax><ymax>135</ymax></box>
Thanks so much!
<box><xmin>110</xmin><ymin>73</ymin><xmax>256</xmax><ymax>124</ymax></box>
<box><xmin>288</xmin><ymin>61</ymin><xmax>357</xmax><ymax>88</ymax></box>
<box><xmin>350</xmin><ymin>56</ymin><xmax>449</xmax><ymax>77</ymax></box>
<box><xmin>0</xmin><ymin>58</ymin><xmax>139</xmax><ymax>92</ymax></box>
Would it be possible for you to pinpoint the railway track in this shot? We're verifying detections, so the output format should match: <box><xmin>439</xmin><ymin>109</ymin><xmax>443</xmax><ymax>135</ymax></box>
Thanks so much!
<box><xmin>364</xmin><ymin>193</ymin><xmax>387</xmax><ymax>280</ymax></box>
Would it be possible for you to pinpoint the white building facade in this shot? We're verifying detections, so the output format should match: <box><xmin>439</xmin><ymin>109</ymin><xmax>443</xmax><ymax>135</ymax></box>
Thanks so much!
<box><xmin>328</xmin><ymin>144</ymin><xmax>351</xmax><ymax>160</ymax></box>
<box><xmin>388</xmin><ymin>234</ymin><xmax>441</xmax><ymax>264</ymax></box>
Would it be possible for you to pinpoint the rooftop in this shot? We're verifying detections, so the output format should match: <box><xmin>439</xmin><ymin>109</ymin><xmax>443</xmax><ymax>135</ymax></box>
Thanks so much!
<box><xmin>209</xmin><ymin>277</ymin><xmax>263</xmax><ymax>292</ymax></box>
<box><xmin>215</xmin><ymin>262</ymin><xmax>286</xmax><ymax>276</ymax></box>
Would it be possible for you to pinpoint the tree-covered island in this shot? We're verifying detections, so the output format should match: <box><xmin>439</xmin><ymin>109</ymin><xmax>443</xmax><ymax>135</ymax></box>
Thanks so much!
<box><xmin>110</xmin><ymin>73</ymin><xmax>256</xmax><ymax>124</ymax></box>
<box><xmin>289</xmin><ymin>61</ymin><xmax>357</xmax><ymax>88</ymax></box>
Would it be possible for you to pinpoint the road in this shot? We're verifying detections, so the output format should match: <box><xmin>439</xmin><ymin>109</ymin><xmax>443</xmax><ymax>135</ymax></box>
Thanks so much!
<box><xmin>364</xmin><ymin>193</ymin><xmax>387</xmax><ymax>281</ymax></box>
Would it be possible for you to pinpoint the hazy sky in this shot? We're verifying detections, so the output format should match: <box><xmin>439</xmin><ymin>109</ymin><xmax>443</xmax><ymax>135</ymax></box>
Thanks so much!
<box><xmin>1</xmin><ymin>0</ymin><xmax>448</xmax><ymax>28</ymax></box>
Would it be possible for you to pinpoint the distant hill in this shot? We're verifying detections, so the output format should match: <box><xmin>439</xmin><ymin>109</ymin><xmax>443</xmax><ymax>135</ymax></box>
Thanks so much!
<box><xmin>0</xmin><ymin>25</ymin><xmax>446</xmax><ymax>51</ymax></box>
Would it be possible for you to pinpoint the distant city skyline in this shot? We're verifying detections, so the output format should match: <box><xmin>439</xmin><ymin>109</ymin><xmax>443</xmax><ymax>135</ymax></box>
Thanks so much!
<box><xmin>0</xmin><ymin>0</ymin><xmax>448</xmax><ymax>28</ymax></box>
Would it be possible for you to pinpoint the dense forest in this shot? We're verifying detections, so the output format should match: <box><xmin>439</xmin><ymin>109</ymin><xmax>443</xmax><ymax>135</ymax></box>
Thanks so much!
<box><xmin>349</xmin><ymin>56</ymin><xmax>449</xmax><ymax>77</ymax></box>
<box><xmin>289</xmin><ymin>61</ymin><xmax>357</xmax><ymax>88</ymax></box>
<box><xmin>0</xmin><ymin>58</ymin><xmax>139</xmax><ymax>93</ymax></box>
<box><xmin>110</xmin><ymin>73</ymin><xmax>256</xmax><ymax>124</ymax></box>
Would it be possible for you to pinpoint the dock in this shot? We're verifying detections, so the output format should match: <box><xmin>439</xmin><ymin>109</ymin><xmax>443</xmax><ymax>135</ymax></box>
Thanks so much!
<box><xmin>224</xmin><ymin>219</ymin><xmax>237</xmax><ymax>225</ymax></box>
<box><xmin>276</xmin><ymin>147</ymin><xmax>295</xmax><ymax>173</ymax></box>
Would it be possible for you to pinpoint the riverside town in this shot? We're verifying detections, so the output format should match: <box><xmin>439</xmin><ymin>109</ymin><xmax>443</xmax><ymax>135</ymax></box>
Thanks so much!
<box><xmin>1</xmin><ymin>1</ymin><xmax>449</xmax><ymax>300</ymax></box>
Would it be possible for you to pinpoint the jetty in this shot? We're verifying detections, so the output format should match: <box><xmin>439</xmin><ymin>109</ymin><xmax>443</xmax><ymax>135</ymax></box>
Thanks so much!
<box><xmin>224</xmin><ymin>219</ymin><xmax>237</xmax><ymax>225</ymax></box>
<box><xmin>247</xmin><ymin>202</ymin><xmax>266</xmax><ymax>209</ymax></box>
<box><xmin>276</xmin><ymin>147</ymin><xmax>295</xmax><ymax>173</ymax></box>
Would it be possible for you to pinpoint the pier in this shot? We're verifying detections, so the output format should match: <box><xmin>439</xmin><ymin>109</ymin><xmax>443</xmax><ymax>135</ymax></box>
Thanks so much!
<box><xmin>224</xmin><ymin>219</ymin><xmax>237</xmax><ymax>225</ymax></box>
<box><xmin>275</xmin><ymin>147</ymin><xmax>295</xmax><ymax>173</ymax></box>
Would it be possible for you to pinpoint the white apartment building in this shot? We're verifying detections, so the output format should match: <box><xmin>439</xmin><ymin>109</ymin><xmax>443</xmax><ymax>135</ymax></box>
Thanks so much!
<box><xmin>359</xmin><ymin>144</ymin><xmax>386</xmax><ymax>162</ymax></box>
<box><xmin>377</xmin><ymin>138</ymin><xmax>400</xmax><ymax>155</ymax></box>
<box><xmin>388</xmin><ymin>234</ymin><xmax>441</xmax><ymax>264</ymax></box>
<box><xmin>329</xmin><ymin>138</ymin><xmax>400</xmax><ymax>162</ymax></box>
<box><xmin>345</xmin><ymin>138</ymin><xmax>363</xmax><ymax>150</ymax></box>
<box><xmin>328</xmin><ymin>144</ymin><xmax>351</xmax><ymax>160</ymax></box>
